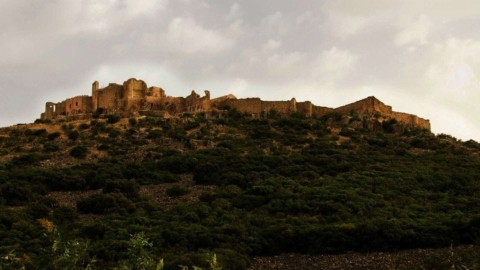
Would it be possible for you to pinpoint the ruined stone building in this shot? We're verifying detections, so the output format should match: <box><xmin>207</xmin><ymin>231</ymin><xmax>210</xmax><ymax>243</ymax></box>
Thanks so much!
<box><xmin>40</xmin><ymin>78</ymin><xmax>431</xmax><ymax>130</ymax></box>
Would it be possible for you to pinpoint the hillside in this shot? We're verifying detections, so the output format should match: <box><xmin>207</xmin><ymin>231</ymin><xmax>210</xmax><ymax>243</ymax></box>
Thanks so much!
<box><xmin>1</xmin><ymin>110</ymin><xmax>479</xmax><ymax>269</ymax></box>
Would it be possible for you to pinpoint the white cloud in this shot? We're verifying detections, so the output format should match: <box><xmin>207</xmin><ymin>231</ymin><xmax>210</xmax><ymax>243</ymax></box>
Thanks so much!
<box><xmin>296</xmin><ymin>11</ymin><xmax>315</xmax><ymax>25</ymax></box>
<box><xmin>123</xmin><ymin>0</ymin><xmax>168</xmax><ymax>17</ymax></box>
<box><xmin>266</xmin><ymin>51</ymin><xmax>305</xmax><ymax>75</ymax></box>
<box><xmin>163</xmin><ymin>17</ymin><xmax>234</xmax><ymax>54</ymax></box>
<box><xmin>425</xmin><ymin>38</ymin><xmax>480</xmax><ymax>100</ymax></box>
<box><xmin>394</xmin><ymin>14</ymin><xmax>432</xmax><ymax>47</ymax></box>
<box><xmin>313</xmin><ymin>47</ymin><xmax>358</xmax><ymax>78</ymax></box>
<box><xmin>262</xmin><ymin>11</ymin><xmax>290</xmax><ymax>35</ymax></box>
<box><xmin>227</xmin><ymin>78</ymin><xmax>250</xmax><ymax>96</ymax></box>
<box><xmin>262</xmin><ymin>39</ymin><xmax>282</xmax><ymax>51</ymax></box>
<box><xmin>226</xmin><ymin>3</ymin><xmax>241</xmax><ymax>21</ymax></box>
<box><xmin>323</xmin><ymin>13</ymin><xmax>369</xmax><ymax>39</ymax></box>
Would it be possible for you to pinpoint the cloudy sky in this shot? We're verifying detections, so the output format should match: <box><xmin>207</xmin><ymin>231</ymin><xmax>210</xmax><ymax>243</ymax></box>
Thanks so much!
<box><xmin>1</xmin><ymin>0</ymin><xmax>479</xmax><ymax>140</ymax></box>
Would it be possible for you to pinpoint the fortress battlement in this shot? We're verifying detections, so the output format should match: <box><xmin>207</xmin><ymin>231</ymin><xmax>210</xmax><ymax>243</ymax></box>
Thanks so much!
<box><xmin>40</xmin><ymin>78</ymin><xmax>431</xmax><ymax>131</ymax></box>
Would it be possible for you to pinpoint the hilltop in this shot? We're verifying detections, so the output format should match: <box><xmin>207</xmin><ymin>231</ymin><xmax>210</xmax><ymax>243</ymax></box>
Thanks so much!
<box><xmin>39</xmin><ymin>78</ymin><xmax>430</xmax><ymax>131</ymax></box>
<box><xmin>0</xmin><ymin>109</ymin><xmax>479</xmax><ymax>269</ymax></box>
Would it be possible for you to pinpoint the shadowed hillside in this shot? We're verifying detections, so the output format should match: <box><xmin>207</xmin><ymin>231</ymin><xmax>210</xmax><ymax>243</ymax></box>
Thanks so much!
<box><xmin>0</xmin><ymin>110</ymin><xmax>479</xmax><ymax>269</ymax></box>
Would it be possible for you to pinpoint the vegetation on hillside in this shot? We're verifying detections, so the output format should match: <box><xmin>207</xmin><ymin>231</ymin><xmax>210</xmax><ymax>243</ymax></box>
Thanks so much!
<box><xmin>0</xmin><ymin>110</ymin><xmax>479</xmax><ymax>269</ymax></box>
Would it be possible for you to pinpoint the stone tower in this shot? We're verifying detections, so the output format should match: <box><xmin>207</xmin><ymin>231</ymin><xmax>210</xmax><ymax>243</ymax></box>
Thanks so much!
<box><xmin>92</xmin><ymin>81</ymin><xmax>99</xmax><ymax>111</ymax></box>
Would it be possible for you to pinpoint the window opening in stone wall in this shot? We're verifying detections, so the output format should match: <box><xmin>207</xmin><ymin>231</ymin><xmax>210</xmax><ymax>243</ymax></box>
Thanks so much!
<box><xmin>76</xmin><ymin>102</ymin><xmax>78</xmax><ymax>106</ymax></box>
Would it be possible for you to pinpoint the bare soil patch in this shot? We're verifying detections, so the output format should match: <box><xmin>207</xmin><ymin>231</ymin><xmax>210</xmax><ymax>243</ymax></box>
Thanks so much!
<box><xmin>248</xmin><ymin>246</ymin><xmax>479</xmax><ymax>270</ymax></box>
<box><xmin>139</xmin><ymin>174</ymin><xmax>216</xmax><ymax>209</ymax></box>
<box><xmin>47</xmin><ymin>175</ymin><xmax>216</xmax><ymax>210</ymax></box>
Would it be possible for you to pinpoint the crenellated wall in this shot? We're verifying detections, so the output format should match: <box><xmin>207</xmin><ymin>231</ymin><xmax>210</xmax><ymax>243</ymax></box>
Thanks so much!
<box><xmin>40</xmin><ymin>79</ymin><xmax>431</xmax><ymax>131</ymax></box>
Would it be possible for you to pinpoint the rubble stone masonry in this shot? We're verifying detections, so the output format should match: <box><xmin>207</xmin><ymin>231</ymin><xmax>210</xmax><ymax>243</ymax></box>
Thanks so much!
<box><xmin>40</xmin><ymin>78</ymin><xmax>431</xmax><ymax>131</ymax></box>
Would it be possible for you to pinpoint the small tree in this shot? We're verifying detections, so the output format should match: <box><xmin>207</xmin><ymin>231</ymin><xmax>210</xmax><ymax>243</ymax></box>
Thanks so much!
<box><xmin>118</xmin><ymin>233</ymin><xmax>164</xmax><ymax>270</ymax></box>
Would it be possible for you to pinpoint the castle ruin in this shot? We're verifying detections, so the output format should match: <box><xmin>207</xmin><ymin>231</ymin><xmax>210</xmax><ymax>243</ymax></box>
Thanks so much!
<box><xmin>40</xmin><ymin>78</ymin><xmax>431</xmax><ymax>131</ymax></box>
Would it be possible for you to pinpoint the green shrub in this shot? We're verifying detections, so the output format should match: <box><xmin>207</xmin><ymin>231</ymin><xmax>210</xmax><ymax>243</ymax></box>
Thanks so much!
<box><xmin>68</xmin><ymin>130</ymin><xmax>80</xmax><ymax>141</ymax></box>
<box><xmin>27</xmin><ymin>203</ymin><xmax>51</xmax><ymax>219</ymax></box>
<box><xmin>108</xmin><ymin>128</ymin><xmax>121</xmax><ymax>138</ymax></box>
<box><xmin>411</xmin><ymin>137</ymin><xmax>427</xmax><ymax>149</ymax></box>
<box><xmin>53</xmin><ymin>206</ymin><xmax>79</xmax><ymax>224</ymax></box>
<box><xmin>166</xmin><ymin>185</ymin><xmax>191</xmax><ymax>197</ymax></box>
<box><xmin>32</xmin><ymin>129</ymin><xmax>47</xmax><ymax>136</ymax></box>
<box><xmin>103</xmin><ymin>179</ymin><xmax>140</xmax><ymax>197</ymax></box>
<box><xmin>147</xmin><ymin>129</ymin><xmax>162</xmax><ymax>139</ymax></box>
<box><xmin>10</xmin><ymin>153</ymin><xmax>45</xmax><ymax>166</ymax></box>
<box><xmin>107</xmin><ymin>114</ymin><xmax>121</xmax><ymax>124</ymax></box>
<box><xmin>47</xmin><ymin>132</ymin><xmax>61</xmax><ymax>141</ymax></box>
<box><xmin>78</xmin><ymin>123</ymin><xmax>90</xmax><ymax>130</ymax></box>
<box><xmin>77</xmin><ymin>193</ymin><xmax>135</xmax><ymax>215</ymax></box>
<box><xmin>43</xmin><ymin>142</ymin><xmax>60</xmax><ymax>152</ymax></box>
<box><xmin>128</xmin><ymin>118</ymin><xmax>137</xmax><ymax>126</ymax></box>
<box><xmin>93</xmin><ymin>108</ymin><xmax>104</xmax><ymax>118</ymax></box>
<box><xmin>70</xmin><ymin>145</ymin><xmax>88</xmax><ymax>159</ymax></box>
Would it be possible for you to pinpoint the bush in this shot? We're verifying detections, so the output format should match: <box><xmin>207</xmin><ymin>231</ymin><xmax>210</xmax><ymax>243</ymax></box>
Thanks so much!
<box><xmin>10</xmin><ymin>153</ymin><xmax>45</xmax><ymax>166</ymax></box>
<box><xmin>147</xmin><ymin>130</ymin><xmax>162</xmax><ymax>139</ymax></box>
<box><xmin>43</xmin><ymin>142</ymin><xmax>60</xmax><ymax>152</ymax></box>
<box><xmin>103</xmin><ymin>179</ymin><xmax>140</xmax><ymax>197</ymax></box>
<box><xmin>0</xmin><ymin>182</ymin><xmax>33</xmax><ymax>205</ymax></box>
<box><xmin>93</xmin><ymin>108</ymin><xmax>104</xmax><ymax>118</ymax></box>
<box><xmin>70</xmin><ymin>145</ymin><xmax>88</xmax><ymax>159</ymax></box>
<box><xmin>27</xmin><ymin>203</ymin><xmax>51</xmax><ymax>219</ymax></box>
<box><xmin>107</xmin><ymin>114</ymin><xmax>121</xmax><ymax>124</ymax></box>
<box><xmin>68</xmin><ymin>130</ymin><xmax>80</xmax><ymax>141</ymax></box>
<box><xmin>166</xmin><ymin>185</ymin><xmax>191</xmax><ymax>197</ymax></box>
<box><xmin>77</xmin><ymin>193</ymin><xmax>135</xmax><ymax>215</ymax></box>
<box><xmin>128</xmin><ymin>118</ymin><xmax>137</xmax><ymax>126</ymax></box>
<box><xmin>48</xmin><ymin>132</ymin><xmax>61</xmax><ymax>141</ymax></box>
<box><xmin>108</xmin><ymin>128</ymin><xmax>121</xmax><ymax>138</ymax></box>
<box><xmin>32</xmin><ymin>129</ymin><xmax>47</xmax><ymax>136</ymax></box>
<box><xmin>78</xmin><ymin>123</ymin><xmax>90</xmax><ymax>130</ymax></box>
<box><xmin>411</xmin><ymin>137</ymin><xmax>427</xmax><ymax>149</ymax></box>
<box><xmin>53</xmin><ymin>206</ymin><xmax>79</xmax><ymax>224</ymax></box>
<box><xmin>382</xmin><ymin>119</ymin><xmax>398</xmax><ymax>133</ymax></box>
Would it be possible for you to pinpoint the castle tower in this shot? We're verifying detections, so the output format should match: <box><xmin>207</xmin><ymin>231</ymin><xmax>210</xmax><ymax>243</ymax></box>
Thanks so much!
<box><xmin>290</xmin><ymin>98</ymin><xmax>297</xmax><ymax>113</ymax></box>
<box><xmin>45</xmin><ymin>102</ymin><xmax>55</xmax><ymax>120</ymax></box>
<box><xmin>123</xmin><ymin>78</ymin><xmax>148</xmax><ymax>112</ymax></box>
<box><xmin>92</xmin><ymin>81</ymin><xmax>99</xmax><ymax>111</ymax></box>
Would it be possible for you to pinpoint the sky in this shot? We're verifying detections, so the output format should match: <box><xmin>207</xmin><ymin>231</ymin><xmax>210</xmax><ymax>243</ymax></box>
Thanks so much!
<box><xmin>0</xmin><ymin>0</ymin><xmax>479</xmax><ymax>141</ymax></box>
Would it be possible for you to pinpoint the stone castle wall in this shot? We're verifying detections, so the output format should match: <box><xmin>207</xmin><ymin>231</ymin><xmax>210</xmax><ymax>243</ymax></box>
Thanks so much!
<box><xmin>93</xmin><ymin>83</ymin><xmax>123</xmax><ymax>113</ymax></box>
<box><xmin>224</xmin><ymin>98</ymin><xmax>263</xmax><ymax>114</ymax></box>
<box><xmin>65</xmin><ymin>96</ymin><xmax>92</xmax><ymax>116</ymax></box>
<box><xmin>296</xmin><ymin>101</ymin><xmax>313</xmax><ymax>117</ymax></box>
<box><xmin>40</xmin><ymin>78</ymin><xmax>431</xmax><ymax>131</ymax></box>
<box><xmin>123</xmin><ymin>78</ymin><xmax>147</xmax><ymax>112</ymax></box>
<box><xmin>312</xmin><ymin>105</ymin><xmax>334</xmax><ymax>117</ymax></box>
<box><xmin>261</xmin><ymin>99</ymin><xmax>296</xmax><ymax>114</ymax></box>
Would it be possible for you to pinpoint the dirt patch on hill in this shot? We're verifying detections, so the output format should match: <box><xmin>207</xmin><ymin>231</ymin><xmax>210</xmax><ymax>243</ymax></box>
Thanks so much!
<box><xmin>47</xmin><ymin>189</ymin><xmax>102</xmax><ymax>208</ymax></box>
<box><xmin>47</xmin><ymin>175</ymin><xmax>216</xmax><ymax>210</ymax></box>
<box><xmin>139</xmin><ymin>174</ymin><xmax>216</xmax><ymax>209</ymax></box>
<box><xmin>249</xmin><ymin>245</ymin><xmax>479</xmax><ymax>270</ymax></box>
